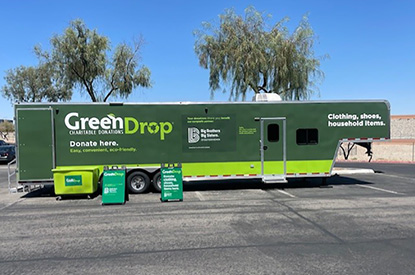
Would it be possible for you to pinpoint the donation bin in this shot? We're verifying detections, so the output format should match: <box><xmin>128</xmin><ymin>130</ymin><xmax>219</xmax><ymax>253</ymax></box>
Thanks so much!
<box><xmin>101</xmin><ymin>167</ymin><xmax>128</xmax><ymax>205</ymax></box>
<box><xmin>53</xmin><ymin>167</ymin><xmax>99</xmax><ymax>198</ymax></box>
<box><xmin>161</xmin><ymin>163</ymin><xmax>183</xmax><ymax>202</ymax></box>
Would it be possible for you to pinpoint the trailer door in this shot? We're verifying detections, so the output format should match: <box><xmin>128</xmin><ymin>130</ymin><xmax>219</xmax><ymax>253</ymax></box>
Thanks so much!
<box><xmin>260</xmin><ymin>118</ymin><xmax>286</xmax><ymax>178</ymax></box>
<box><xmin>16</xmin><ymin>108</ymin><xmax>55</xmax><ymax>182</ymax></box>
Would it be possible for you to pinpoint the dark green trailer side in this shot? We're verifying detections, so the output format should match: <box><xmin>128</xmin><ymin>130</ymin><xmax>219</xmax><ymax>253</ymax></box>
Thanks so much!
<box><xmin>15</xmin><ymin>100</ymin><xmax>390</xmax><ymax>192</ymax></box>
<box><xmin>16</xmin><ymin>108</ymin><xmax>54</xmax><ymax>183</ymax></box>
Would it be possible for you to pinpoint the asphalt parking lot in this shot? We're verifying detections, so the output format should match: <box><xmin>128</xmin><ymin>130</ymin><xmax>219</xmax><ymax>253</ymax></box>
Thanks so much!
<box><xmin>0</xmin><ymin>162</ymin><xmax>415</xmax><ymax>275</ymax></box>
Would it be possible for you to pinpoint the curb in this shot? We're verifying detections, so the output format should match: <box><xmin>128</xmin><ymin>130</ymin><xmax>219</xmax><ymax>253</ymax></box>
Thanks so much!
<box><xmin>336</xmin><ymin>160</ymin><xmax>415</xmax><ymax>164</ymax></box>
<box><xmin>332</xmin><ymin>167</ymin><xmax>375</xmax><ymax>175</ymax></box>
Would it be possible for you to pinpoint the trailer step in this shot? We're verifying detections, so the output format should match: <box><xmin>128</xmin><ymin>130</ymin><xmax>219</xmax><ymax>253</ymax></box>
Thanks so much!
<box><xmin>262</xmin><ymin>175</ymin><xmax>287</xmax><ymax>184</ymax></box>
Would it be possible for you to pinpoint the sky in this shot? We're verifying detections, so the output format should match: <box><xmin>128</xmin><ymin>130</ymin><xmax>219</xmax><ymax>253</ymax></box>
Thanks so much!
<box><xmin>0</xmin><ymin>0</ymin><xmax>414</xmax><ymax>120</ymax></box>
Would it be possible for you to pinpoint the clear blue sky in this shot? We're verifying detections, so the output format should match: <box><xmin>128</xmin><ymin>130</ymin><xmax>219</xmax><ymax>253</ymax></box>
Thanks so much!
<box><xmin>1</xmin><ymin>0</ymin><xmax>414</xmax><ymax>119</ymax></box>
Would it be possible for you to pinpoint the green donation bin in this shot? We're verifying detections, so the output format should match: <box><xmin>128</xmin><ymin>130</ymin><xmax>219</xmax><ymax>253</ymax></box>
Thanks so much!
<box><xmin>161</xmin><ymin>163</ymin><xmax>183</xmax><ymax>202</ymax></box>
<box><xmin>102</xmin><ymin>167</ymin><xmax>128</xmax><ymax>205</ymax></box>
<box><xmin>53</xmin><ymin>167</ymin><xmax>99</xmax><ymax>199</ymax></box>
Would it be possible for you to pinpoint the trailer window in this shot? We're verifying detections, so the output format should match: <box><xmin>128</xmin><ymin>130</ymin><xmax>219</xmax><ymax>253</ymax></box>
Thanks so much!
<box><xmin>296</xmin><ymin>129</ymin><xmax>318</xmax><ymax>145</ymax></box>
<box><xmin>267</xmin><ymin>124</ymin><xmax>279</xmax><ymax>142</ymax></box>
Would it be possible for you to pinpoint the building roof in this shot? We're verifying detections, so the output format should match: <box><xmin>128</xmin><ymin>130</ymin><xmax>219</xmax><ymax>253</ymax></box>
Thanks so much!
<box><xmin>391</xmin><ymin>115</ymin><xmax>415</xmax><ymax>119</ymax></box>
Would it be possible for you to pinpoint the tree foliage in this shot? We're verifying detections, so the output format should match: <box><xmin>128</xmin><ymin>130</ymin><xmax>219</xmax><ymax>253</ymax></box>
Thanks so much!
<box><xmin>0</xmin><ymin>121</ymin><xmax>14</xmax><ymax>141</ymax></box>
<box><xmin>2</xmin><ymin>19</ymin><xmax>151</xmax><ymax>104</ymax></box>
<box><xmin>2</xmin><ymin>63</ymin><xmax>71</xmax><ymax>103</ymax></box>
<box><xmin>36</xmin><ymin>19</ymin><xmax>152</xmax><ymax>102</ymax></box>
<box><xmin>194</xmin><ymin>7</ymin><xmax>324</xmax><ymax>101</ymax></box>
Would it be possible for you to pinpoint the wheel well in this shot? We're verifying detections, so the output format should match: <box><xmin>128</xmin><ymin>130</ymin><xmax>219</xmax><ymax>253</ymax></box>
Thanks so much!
<box><xmin>126</xmin><ymin>168</ymin><xmax>160</xmax><ymax>182</ymax></box>
<box><xmin>98</xmin><ymin>167</ymin><xmax>161</xmax><ymax>184</ymax></box>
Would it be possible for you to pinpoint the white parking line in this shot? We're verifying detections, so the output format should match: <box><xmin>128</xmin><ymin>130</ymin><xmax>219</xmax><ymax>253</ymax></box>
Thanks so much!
<box><xmin>356</xmin><ymin>184</ymin><xmax>404</xmax><ymax>195</ymax></box>
<box><xmin>195</xmin><ymin>191</ymin><xmax>205</xmax><ymax>201</ymax></box>
<box><xmin>277</xmin><ymin>189</ymin><xmax>296</xmax><ymax>198</ymax></box>
<box><xmin>0</xmin><ymin>198</ymin><xmax>24</xmax><ymax>211</ymax></box>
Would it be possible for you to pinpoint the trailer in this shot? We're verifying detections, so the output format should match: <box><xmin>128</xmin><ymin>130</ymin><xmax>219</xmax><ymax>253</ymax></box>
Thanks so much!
<box><xmin>14</xmin><ymin>100</ymin><xmax>390</xmax><ymax>195</ymax></box>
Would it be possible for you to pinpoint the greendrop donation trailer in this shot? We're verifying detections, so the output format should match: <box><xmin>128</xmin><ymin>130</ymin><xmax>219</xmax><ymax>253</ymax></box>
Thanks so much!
<box><xmin>15</xmin><ymin>100</ymin><xmax>390</xmax><ymax>194</ymax></box>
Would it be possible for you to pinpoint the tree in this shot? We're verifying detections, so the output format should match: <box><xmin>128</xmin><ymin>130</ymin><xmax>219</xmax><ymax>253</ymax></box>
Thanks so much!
<box><xmin>340</xmin><ymin>142</ymin><xmax>373</xmax><ymax>162</ymax></box>
<box><xmin>2</xmin><ymin>63</ymin><xmax>71</xmax><ymax>103</ymax></box>
<box><xmin>0</xmin><ymin>121</ymin><xmax>14</xmax><ymax>141</ymax></box>
<box><xmin>36</xmin><ymin>19</ymin><xmax>151</xmax><ymax>102</ymax></box>
<box><xmin>194</xmin><ymin>7</ymin><xmax>324</xmax><ymax>101</ymax></box>
<box><xmin>339</xmin><ymin>142</ymin><xmax>356</xmax><ymax>160</ymax></box>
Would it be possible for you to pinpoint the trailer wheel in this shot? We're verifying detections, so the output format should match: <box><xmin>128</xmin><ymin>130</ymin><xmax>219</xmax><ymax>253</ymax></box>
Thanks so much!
<box><xmin>152</xmin><ymin>172</ymin><xmax>161</xmax><ymax>192</ymax></box>
<box><xmin>127</xmin><ymin>172</ymin><xmax>150</xmax><ymax>194</ymax></box>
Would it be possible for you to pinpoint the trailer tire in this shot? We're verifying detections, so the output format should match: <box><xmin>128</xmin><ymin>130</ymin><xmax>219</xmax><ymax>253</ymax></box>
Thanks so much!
<box><xmin>152</xmin><ymin>172</ymin><xmax>162</xmax><ymax>192</ymax></box>
<box><xmin>127</xmin><ymin>171</ymin><xmax>150</xmax><ymax>194</ymax></box>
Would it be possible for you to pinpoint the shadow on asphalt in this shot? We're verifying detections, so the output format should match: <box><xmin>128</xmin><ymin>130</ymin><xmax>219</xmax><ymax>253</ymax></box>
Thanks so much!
<box><xmin>19</xmin><ymin>185</ymin><xmax>55</xmax><ymax>198</ymax></box>
<box><xmin>184</xmin><ymin>175</ymin><xmax>373</xmax><ymax>192</ymax></box>
<box><xmin>18</xmin><ymin>175</ymin><xmax>375</xmax><ymax>198</ymax></box>
<box><xmin>20</xmin><ymin>185</ymin><xmax>100</xmax><ymax>200</ymax></box>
